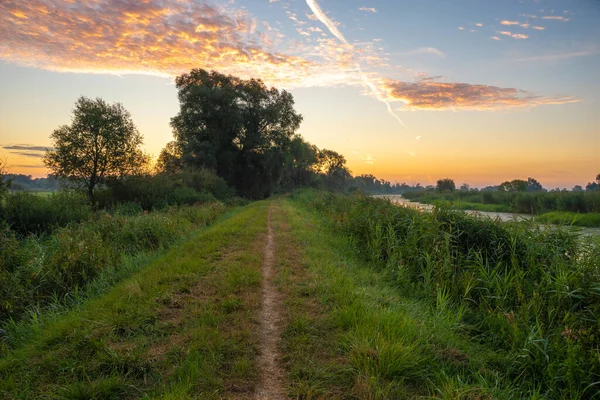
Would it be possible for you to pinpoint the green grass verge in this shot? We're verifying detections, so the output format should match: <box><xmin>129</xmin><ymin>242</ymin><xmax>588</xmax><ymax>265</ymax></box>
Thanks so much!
<box><xmin>0</xmin><ymin>201</ymin><xmax>270</xmax><ymax>399</ymax></box>
<box><xmin>276</xmin><ymin>198</ymin><xmax>518</xmax><ymax>399</ymax></box>
<box><xmin>421</xmin><ymin>200</ymin><xmax>511</xmax><ymax>213</ymax></box>
<box><xmin>535</xmin><ymin>211</ymin><xmax>600</xmax><ymax>227</ymax></box>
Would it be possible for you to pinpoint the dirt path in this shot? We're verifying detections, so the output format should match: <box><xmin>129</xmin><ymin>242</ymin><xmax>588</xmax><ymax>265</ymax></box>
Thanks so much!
<box><xmin>255</xmin><ymin>206</ymin><xmax>286</xmax><ymax>399</ymax></box>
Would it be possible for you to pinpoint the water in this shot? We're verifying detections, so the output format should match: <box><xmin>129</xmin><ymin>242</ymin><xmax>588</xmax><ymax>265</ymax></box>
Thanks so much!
<box><xmin>374</xmin><ymin>194</ymin><xmax>600</xmax><ymax>237</ymax></box>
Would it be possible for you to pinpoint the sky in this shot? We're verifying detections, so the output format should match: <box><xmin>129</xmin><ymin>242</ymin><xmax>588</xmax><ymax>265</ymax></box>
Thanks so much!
<box><xmin>0</xmin><ymin>0</ymin><xmax>598</xmax><ymax>189</ymax></box>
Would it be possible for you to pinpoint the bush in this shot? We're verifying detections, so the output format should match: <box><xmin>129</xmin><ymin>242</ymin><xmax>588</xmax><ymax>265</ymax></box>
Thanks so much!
<box><xmin>0</xmin><ymin>202</ymin><xmax>227</xmax><ymax>323</ymax></box>
<box><xmin>180</xmin><ymin>168</ymin><xmax>235</xmax><ymax>200</ymax></box>
<box><xmin>107</xmin><ymin>170</ymin><xmax>234</xmax><ymax>210</ymax></box>
<box><xmin>1</xmin><ymin>191</ymin><xmax>91</xmax><ymax>236</ymax></box>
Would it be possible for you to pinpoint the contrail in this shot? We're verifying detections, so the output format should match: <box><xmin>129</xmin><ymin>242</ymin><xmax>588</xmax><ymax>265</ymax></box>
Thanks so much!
<box><xmin>305</xmin><ymin>0</ymin><xmax>407</xmax><ymax>128</ymax></box>
<box><xmin>305</xmin><ymin>0</ymin><xmax>348</xmax><ymax>44</ymax></box>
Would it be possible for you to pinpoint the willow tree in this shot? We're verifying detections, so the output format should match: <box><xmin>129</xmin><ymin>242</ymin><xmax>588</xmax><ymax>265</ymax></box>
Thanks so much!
<box><xmin>171</xmin><ymin>69</ymin><xmax>303</xmax><ymax>199</ymax></box>
<box><xmin>44</xmin><ymin>97</ymin><xmax>145</xmax><ymax>204</ymax></box>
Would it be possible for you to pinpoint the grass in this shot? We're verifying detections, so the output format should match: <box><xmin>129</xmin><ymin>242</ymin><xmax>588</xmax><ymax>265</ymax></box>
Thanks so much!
<box><xmin>287</xmin><ymin>190</ymin><xmax>600</xmax><ymax>399</ymax></box>
<box><xmin>0</xmin><ymin>201</ymin><xmax>270</xmax><ymax>399</ymax></box>
<box><xmin>0</xmin><ymin>203</ymin><xmax>228</xmax><ymax>322</ymax></box>
<box><xmin>403</xmin><ymin>189</ymin><xmax>600</xmax><ymax>214</ymax></box>
<box><xmin>2</xmin><ymin>192</ymin><xmax>599</xmax><ymax>398</ymax></box>
<box><xmin>536</xmin><ymin>211</ymin><xmax>600</xmax><ymax>227</ymax></box>
<box><xmin>275</xmin><ymin>198</ymin><xmax>518</xmax><ymax>398</ymax></box>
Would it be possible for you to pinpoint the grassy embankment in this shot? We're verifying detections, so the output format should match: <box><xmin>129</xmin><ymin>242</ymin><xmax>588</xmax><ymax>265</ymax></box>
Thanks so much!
<box><xmin>0</xmin><ymin>200</ymin><xmax>230</xmax><ymax>323</ymax></box>
<box><xmin>0</xmin><ymin>201</ymin><xmax>270</xmax><ymax>399</ymax></box>
<box><xmin>281</xmin><ymin>191</ymin><xmax>600</xmax><ymax>399</ymax></box>
<box><xmin>403</xmin><ymin>190</ymin><xmax>600</xmax><ymax>227</ymax></box>
<box><xmin>2</xmin><ymin>193</ymin><xmax>599</xmax><ymax>398</ymax></box>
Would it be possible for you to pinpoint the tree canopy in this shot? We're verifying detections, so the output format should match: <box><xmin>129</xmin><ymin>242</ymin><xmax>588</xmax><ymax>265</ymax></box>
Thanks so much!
<box><xmin>436</xmin><ymin>178</ymin><xmax>456</xmax><ymax>192</ymax></box>
<box><xmin>498</xmin><ymin>178</ymin><xmax>544</xmax><ymax>192</ymax></box>
<box><xmin>44</xmin><ymin>97</ymin><xmax>146</xmax><ymax>203</ymax></box>
<box><xmin>170</xmin><ymin>69</ymin><xmax>303</xmax><ymax>199</ymax></box>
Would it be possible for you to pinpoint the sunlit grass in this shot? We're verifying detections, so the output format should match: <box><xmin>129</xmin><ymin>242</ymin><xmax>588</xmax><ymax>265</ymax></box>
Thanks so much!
<box><xmin>289</xmin><ymin>189</ymin><xmax>600</xmax><ymax>398</ymax></box>
<box><xmin>0</xmin><ymin>202</ymin><xmax>269</xmax><ymax>398</ymax></box>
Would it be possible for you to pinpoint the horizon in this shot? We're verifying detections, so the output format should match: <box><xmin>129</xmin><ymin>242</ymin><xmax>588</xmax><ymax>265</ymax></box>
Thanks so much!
<box><xmin>1</xmin><ymin>0</ymin><xmax>598</xmax><ymax>189</ymax></box>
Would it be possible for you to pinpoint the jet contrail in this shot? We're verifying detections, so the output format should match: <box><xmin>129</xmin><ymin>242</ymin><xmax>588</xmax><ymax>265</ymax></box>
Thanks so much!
<box><xmin>305</xmin><ymin>0</ymin><xmax>407</xmax><ymax>128</ymax></box>
<box><xmin>305</xmin><ymin>0</ymin><xmax>348</xmax><ymax>44</ymax></box>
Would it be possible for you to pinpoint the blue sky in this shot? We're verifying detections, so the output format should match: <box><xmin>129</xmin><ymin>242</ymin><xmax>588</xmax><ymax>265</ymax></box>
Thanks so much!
<box><xmin>0</xmin><ymin>0</ymin><xmax>598</xmax><ymax>188</ymax></box>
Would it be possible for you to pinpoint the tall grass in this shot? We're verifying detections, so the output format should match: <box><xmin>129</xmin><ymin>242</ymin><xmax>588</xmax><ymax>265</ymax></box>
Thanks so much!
<box><xmin>0</xmin><ymin>203</ymin><xmax>227</xmax><ymax>323</ymax></box>
<box><xmin>292</xmin><ymin>189</ymin><xmax>600</xmax><ymax>398</ymax></box>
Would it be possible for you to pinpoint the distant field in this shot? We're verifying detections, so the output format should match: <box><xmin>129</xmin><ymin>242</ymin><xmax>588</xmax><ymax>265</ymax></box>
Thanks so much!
<box><xmin>8</xmin><ymin>190</ymin><xmax>56</xmax><ymax>197</ymax></box>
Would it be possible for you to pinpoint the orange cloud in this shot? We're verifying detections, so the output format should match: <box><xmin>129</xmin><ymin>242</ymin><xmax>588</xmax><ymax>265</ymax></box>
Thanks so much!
<box><xmin>380</xmin><ymin>79</ymin><xmax>579</xmax><ymax>111</ymax></box>
<box><xmin>0</xmin><ymin>0</ymin><xmax>579</xmax><ymax>115</ymax></box>
<box><xmin>0</xmin><ymin>0</ymin><xmax>322</xmax><ymax>87</ymax></box>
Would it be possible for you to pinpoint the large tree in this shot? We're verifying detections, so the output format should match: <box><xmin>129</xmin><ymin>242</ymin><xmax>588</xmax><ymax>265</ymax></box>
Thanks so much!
<box><xmin>170</xmin><ymin>69</ymin><xmax>303</xmax><ymax>199</ymax></box>
<box><xmin>44</xmin><ymin>97</ymin><xmax>145</xmax><ymax>203</ymax></box>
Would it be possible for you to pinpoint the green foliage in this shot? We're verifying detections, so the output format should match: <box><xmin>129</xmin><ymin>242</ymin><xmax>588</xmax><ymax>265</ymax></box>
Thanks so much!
<box><xmin>293</xmin><ymin>190</ymin><xmax>600</xmax><ymax>398</ymax></box>
<box><xmin>44</xmin><ymin>97</ymin><xmax>147</xmax><ymax>203</ymax></box>
<box><xmin>106</xmin><ymin>169</ymin><xmax>233</xmax><ymax>210</ymax></box>
<box><xmin>1</xmin><ymin>191</ymin><xmax>92</xmax><ymax>236</ymax></box>
<box><xmin>0</xmin><ymin>159</ymin><xmax>9</xmax><ymax>198</ymax></box>
<box><xmin>0</xmin><ymin>201</ymin><xmax>263</xmax><ymax>398</ymax></box>
<box><xmin>436</xmin><ymin>178</ymin><xmax>456</xmax><ymax>192</ymax></box>
<box><xmin>171</xmin><ymin>69</ymin><xmax>303</xmax><ymax>199</ymax></box>
<box><xmin>536</xmin><ymin>211</ymin><xmax>600</xmax><ymax>227</ymax></box>
<box><xmin>0</xmin><ymin>203</ymin><xmax>226</xmax><ymax>322</ymax></box>
<box><xmin>405</xmin><ymin>189</ymin><xmax>600</xmax><ymax>215</ymax></box>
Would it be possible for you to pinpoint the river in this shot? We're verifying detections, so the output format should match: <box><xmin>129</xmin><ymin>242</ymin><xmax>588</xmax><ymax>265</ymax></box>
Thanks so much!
<box><xmin>374</xmin><ymin>194</ymin><xmax>600</xmax><ymax>237</ymax></box>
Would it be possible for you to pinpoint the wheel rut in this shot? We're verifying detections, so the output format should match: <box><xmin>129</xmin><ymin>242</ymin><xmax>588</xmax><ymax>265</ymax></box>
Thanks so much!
<box><xmin>255</xmin><ymin>206</ymin><xmax>286</xmax><ymax>399</ymax></box>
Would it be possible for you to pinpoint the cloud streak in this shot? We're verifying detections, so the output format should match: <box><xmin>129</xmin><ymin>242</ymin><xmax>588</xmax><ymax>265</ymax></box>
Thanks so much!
<box><xmin>381</xmin><ymin>79</ymin><xmax>579</xmax><ymax>111</ymax></box>
<box><xmin>305</xmin><ymin>0</ymin><xmax>407</xmax><ymax>127</ymax></box>
<box><xmin>396</xmin><ymin>47</ymin><xmax>445</xmax><ymax>58</ymax></box>
<box><xmin>510</xmin><ymin>51</ymin><xmax>597</xmax><ymax>63</ymax></box>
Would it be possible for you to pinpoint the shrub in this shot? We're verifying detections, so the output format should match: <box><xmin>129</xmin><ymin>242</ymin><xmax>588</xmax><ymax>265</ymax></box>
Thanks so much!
<box><xmin>1</xmin><ymin>191</ymin><xmax>91</xmax><ymax>236</ymax></box>
<box><xmin>0</xmin><ymin>202</ymin><xmax>227</xmax><ymax>323</ymax></box>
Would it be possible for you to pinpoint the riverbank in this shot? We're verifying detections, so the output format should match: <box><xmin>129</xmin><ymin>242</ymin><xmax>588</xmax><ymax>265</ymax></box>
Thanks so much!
<box><xmin>376</xmin><ymin>194</ymin><xmax>600</xmax><ymax>231</ymax></box>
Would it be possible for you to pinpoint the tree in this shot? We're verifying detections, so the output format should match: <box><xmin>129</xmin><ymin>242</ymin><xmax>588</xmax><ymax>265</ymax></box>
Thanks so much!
<box><xmin>460</xmin><ymin>183</ymin><xmax>470</xmax><ymax>191</ymax></box>
<box><xmin>44</xmin><ymin>97</ymin><xmax>146</xmax><ymax>204</ymax></box>
<box><xmin>281</xmin><ymin>136</ymin><xmax>318</xmax><ymax>189</ymax></box>
<box><xmin>0</xmin><ymin>159</ymin><xmax>9</xmax><ymax>197</ymax></box>
<box><xmin>526</xmin><ymin>177</ymin><xmax>544</xmax><ymax>192</ymax></box>
<box><xmin>171</xmin><ymin>69</ymin><xmax>303</xmax><ymax>199</ymax></box>
<box><xmin>156</xmin><ymin>141</ymin><xmax>183</xmax><ymax>174</ymax></box>
<box><xmin>436</xmin><ymin>178</ymin><xmax>456</xmax><ymax>192</ymax></box>
<box><xmin>499</xmin><ymin>179</ymin><xmax>527</xmax><ymax>192</ymax></box>
<box><xmin>572</xmin><ymin>185</ymin><xmax>584</xmax><ymax>192</ymax></box>
<box><xmin>315</xmin><ymin>149</ymin><xmax>351</xmax><ymax>191</ymax></box>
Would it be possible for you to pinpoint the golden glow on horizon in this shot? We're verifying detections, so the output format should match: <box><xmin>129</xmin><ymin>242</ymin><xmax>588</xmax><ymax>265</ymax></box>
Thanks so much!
<box><xmin>0</xmin><ymin>0</ymin><xmax>596</xmax><ymax>189</ymax></box>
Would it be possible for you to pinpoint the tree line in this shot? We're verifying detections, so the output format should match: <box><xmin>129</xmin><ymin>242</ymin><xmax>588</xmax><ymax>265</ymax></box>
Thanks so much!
<box><xmin>435</xmin><ymin>176</ymin><xmax>600</xmax><ymax>193</ymax></box>
<box><xmin>36</xmin><ymin>69</ymin><xmax>407</xmax><ymax>204</ymax></box>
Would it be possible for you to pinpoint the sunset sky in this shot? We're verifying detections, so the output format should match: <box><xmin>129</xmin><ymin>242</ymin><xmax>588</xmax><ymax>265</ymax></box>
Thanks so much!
<box><xmin>0</xmin><ymin>0</ymin><xmax>598</xmax><ymax>188</ymax></box>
